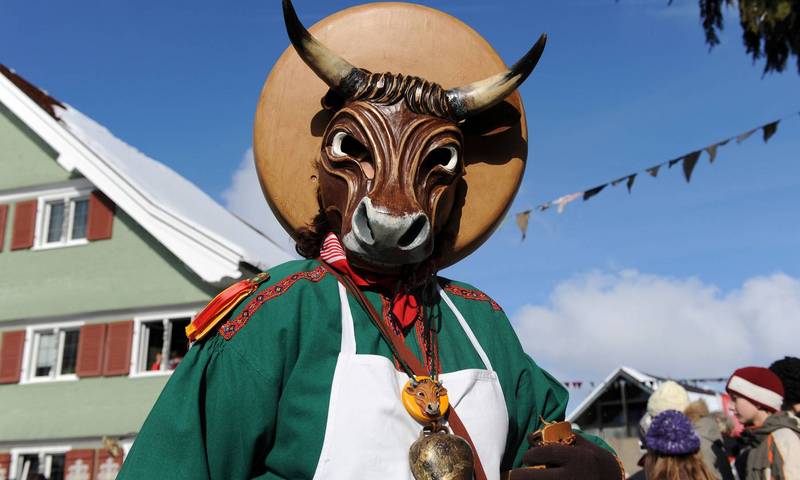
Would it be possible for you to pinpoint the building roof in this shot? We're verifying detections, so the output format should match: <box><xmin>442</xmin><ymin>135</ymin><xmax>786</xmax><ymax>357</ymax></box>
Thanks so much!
<box><xmin>0</xmin><ymin>65</ymin><xmax>293</xmax><ymax>284</ymax></box>
<box><xmin>567</xmin><ymin>366</ymin><xmax>724</xmax><ymax>422</ymax></box>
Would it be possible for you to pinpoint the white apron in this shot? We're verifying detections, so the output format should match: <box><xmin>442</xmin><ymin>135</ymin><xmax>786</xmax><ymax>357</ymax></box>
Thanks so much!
<box><xmin>312</xmin><ymin>283</ymin><xmax>509</xmax><ymax>480</ymax></box>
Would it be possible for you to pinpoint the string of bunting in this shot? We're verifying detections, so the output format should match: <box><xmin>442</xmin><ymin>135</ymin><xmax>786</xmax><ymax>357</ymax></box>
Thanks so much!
<box><xmin>515</xmin><ymin>111</ymin><xmax>799</xmax><ymax>240</ymax></box>
<box><xmin>560</xmin><ymin>376</ymin><xmax>728</xmax><ymax>390</ymax></box>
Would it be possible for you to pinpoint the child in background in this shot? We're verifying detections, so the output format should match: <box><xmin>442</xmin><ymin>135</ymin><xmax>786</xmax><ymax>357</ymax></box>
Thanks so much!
<box><xmin>727</xmin><ymin>366</ymin><xmax>800</xmax><ymax>479</ymax></box>
<box><xmin>642</xmin><ymin>409</ymin><xmax>717</xmax><ymax>480</ymax></box>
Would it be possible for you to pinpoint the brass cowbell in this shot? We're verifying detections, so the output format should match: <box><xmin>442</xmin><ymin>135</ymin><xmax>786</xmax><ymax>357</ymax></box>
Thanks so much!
<box><xmin>409</xmin><ymin>427</ymin><xmax>474</xmax><ymax>480</ymax></box>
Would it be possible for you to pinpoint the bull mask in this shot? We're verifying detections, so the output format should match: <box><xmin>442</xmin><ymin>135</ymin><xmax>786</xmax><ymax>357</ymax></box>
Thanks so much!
<box><xmin>283</xmin><ymin>0</ymin><xmax>545</xmax><ymax>271</ymax></box>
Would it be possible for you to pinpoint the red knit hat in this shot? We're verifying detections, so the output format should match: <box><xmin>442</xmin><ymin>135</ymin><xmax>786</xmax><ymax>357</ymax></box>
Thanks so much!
<box><xmin>727</xmin><ymin>367</ymin><xmax>785</xmax><ymax>413</ymax></box>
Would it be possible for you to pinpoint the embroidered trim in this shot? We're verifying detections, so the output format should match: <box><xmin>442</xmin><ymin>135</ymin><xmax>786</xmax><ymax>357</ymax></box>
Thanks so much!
<box><xmin>219</xmin><ymin>265</ymin><xmax>328</xmax><ymax>340</ymax></box>
<box><xmin>380</xmin><ymin>295</ymin><xmax>404</xmax><ymax>371</ymax></box>
<box><xmin>442</xmin><ymin>283</ymin><xmax>502</xmax><ymax>312</ymax></box>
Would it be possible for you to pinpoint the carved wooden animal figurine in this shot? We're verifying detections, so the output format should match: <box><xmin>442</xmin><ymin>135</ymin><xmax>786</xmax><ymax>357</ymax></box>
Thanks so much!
<box><xmin>405</xmin><ymin>378</ymin><xmax>449</xmax><ymax>420</ymax></box>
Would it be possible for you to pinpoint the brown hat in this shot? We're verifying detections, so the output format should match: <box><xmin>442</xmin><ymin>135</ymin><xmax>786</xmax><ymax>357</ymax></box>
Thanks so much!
<box><xmin>254</xmin><ymin>2</ymin><xmax>535</xmax><ymax>267</ymax></box>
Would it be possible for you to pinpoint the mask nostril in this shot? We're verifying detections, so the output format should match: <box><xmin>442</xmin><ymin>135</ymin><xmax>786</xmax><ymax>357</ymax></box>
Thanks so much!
<box><xmin>397</xmin><ymin>215</ymin><xmax>427</xmax><ymax>248</ymax></box>
<box><xmin>353</xmin><ymin>201</ymin><xmax>374</xmax><ymax>244</ymax></box>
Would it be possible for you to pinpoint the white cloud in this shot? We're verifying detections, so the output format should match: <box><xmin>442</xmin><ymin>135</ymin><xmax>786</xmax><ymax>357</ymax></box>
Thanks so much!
<box><xmin>512</xmin><ymin>270</ymin><xmax>800</xmax><ymax>383</ymax></box>
<box><xmin>221</xmin><ymin>148</ymin><xmax>297</xmax><ymax>255</ymax></box>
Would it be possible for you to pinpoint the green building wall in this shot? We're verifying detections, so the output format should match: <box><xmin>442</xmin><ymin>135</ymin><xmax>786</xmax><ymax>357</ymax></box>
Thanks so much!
<box><xmin>0</xmin><ymin>102</ymin><xmax>70</xmax><ymax>190</ymax></box>
<box><xmin>0</xmin><ymin>208</ymin><xmax>216</xmax><ymax>322</ymax></box>
<box><xmin>0</xmin><ymin>376</ymin><xmax>170</xmax><ymax>442</ymax></box>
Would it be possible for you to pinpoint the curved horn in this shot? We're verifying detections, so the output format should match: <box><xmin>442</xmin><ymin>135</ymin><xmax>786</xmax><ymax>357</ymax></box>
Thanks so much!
<box><xmin>446</xmin><ymin>33</ymin><xmax>547</xmax><ymax>120</ymax></box>
<box><xmin>282</xmin><ymin>0</ymin><xmax>368</xmax><ymax>97</ymax></box>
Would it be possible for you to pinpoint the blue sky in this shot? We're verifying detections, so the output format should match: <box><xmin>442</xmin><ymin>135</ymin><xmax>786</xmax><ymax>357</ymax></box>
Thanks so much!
<box><xmin>3</xmin><ymin>0</ymin><xmax>799</xmax><ymax>398</ymax></box>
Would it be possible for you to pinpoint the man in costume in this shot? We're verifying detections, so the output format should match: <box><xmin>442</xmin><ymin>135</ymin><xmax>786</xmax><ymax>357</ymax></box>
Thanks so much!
<box><xmin>119</xmin><ymin>2</ymin><xmax>625</xmax><ymax>479</ymax></box>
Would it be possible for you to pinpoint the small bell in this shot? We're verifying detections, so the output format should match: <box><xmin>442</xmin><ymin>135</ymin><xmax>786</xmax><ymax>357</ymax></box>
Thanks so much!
<box><xmin>409</xmin><ymin>426</ymin><xmax>474</xmax><ymax>480</ymax></box>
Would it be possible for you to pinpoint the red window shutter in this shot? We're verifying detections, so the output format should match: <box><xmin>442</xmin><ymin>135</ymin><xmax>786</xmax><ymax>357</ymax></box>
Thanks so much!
<box><xmin>76</xmin><ymin>324</ymin><xmax>107</xmax><ymax>378</ymax></box>
<box><xmin>0</xmin><ymin>204</ymin><xmax>8</xmax><ymax>252</ymax></box>
<box><xmin>10</xmin><ymin>200</ymin><xmax>37</xmax><ymax>250</ymax></box>
<box><xmin>65</xmin><ymin>449</ymin><xmax>95</xmax><ymax>480</ymax></box>
<box><xmin>0</xmin><ymin>330</ymin><xmax>26</xmax><ymax>384</ymax></box>
<box><xmin>102</xmin><ymin>320</ymin><xmax>133</xmax><ymax>376</ymax></box>
<box><xmin>95</xmin><ymin>447</ymin><xmax>123</xmax><ymax>478</ymax></box>
<box><xmin>86</xmin><ymin>191</ymin><xmax>115</xmax><ymax>241</ymax></box>
<box><xmin>0</xmin><ymin>452</ymin><xmax>11</xmax><ymax>478</ymax></box>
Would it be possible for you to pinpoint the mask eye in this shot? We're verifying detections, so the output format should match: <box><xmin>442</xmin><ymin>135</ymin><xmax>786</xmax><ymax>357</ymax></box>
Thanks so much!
<box><xmin>331</xmin><ymin>131</ymin><xmax>369</xmax><ymax>159</ymax></box>
<box><xmin>329</xmin><ymin>131</ymin><xmax>374</xmax><ymax>179</ymax></box>
<box><xmin>424</xmin><ymin>146</ymin><xmax>459</xmax><ymax>173</ymax></box>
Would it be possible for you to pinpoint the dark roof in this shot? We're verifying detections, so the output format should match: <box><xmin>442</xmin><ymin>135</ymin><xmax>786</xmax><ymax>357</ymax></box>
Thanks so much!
<box><xmin>0</xmin><ymin>64</ymin><xmax>64</xmax><ymax>119</ymax></box>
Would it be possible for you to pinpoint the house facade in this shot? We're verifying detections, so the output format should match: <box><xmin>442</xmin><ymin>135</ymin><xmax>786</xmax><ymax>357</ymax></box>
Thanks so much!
<box><xmin>0</xmin><ymin>65</ymin><xmax>292</xmax><ymax>480</ymax></box>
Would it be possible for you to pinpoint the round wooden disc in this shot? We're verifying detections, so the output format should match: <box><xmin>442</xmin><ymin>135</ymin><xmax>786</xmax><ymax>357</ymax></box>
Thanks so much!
<box><xmin>254</xmin><ymin>2</ymin><xmax>528</xmax><ymax>267</ymax></box>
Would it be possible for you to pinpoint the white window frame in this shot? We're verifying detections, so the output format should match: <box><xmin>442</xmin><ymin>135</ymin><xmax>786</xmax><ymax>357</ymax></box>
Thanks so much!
<box><xmin>130</xmin><ymin>311</ymin><xmax>195</xmax><ymax>378</ymax></box>
<box><xmin>21</xmin><ymin>320</ymin><xmax>84</xmax><ymax>384</ymax></box>
<box><xmin>9</xmin><ymin>445</ymin><xmax>70</xmax><ymax>480</ymax></box>
<box><xmin>33</xmin><ymin>186</ymin><xmax>93</xmax><ymax>250</ymax></box>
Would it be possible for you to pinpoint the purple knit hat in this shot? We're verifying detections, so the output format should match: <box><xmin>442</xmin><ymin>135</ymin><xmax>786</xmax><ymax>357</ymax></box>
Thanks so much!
<box><xmin>645</xmin><ymin>410</ymin><xmax>701</xmax><ymax>455</ymax></box>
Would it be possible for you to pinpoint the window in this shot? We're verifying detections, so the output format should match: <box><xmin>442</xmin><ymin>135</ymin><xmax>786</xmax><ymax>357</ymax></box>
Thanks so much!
<box><xmin>14</xmin><ymin>451</ymin><xmax>66</xmax><ymax>480</ymax></box>
<box><xmin>29</xmin><ymin>327</ymin><xmax>80</xmax><ymax>381</ymax></box>
<box><xmin>135</xmin><ymin>317</ymin><xmax>191</xmax><ymax>374</ymax></box>
<box><xmin>40</xmin><ymin>195</ymin><xmax>89</xmax><ymax>247</ymax></box>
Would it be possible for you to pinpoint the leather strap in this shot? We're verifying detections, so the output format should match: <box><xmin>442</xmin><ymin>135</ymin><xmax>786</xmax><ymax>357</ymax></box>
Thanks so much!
<box><xmin>321</xmin><ymin>261</ymin><xmax>489</xmax><ymax>480</ymax></box>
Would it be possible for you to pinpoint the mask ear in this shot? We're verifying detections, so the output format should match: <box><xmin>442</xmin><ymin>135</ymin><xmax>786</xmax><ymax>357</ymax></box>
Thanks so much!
<box><xmin>438</xmin><ymin>386</ymin><xmax>448</xmax><ymax>397</ymax></box>
<box><xmin>405</xmin><ymin>385</ymin><xmax>416</xmax><ymax>394</ymax></box>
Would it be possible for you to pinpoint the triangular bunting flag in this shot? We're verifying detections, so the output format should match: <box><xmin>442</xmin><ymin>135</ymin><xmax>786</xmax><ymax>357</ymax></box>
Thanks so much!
<box><xmin>554</xmin><ymin>192</ymin><xmax>582</xmax><ymax>214</ymax></box>
<box><xmin>646</xmin><ymin>165</ymin><xmax>661</xmax><ymax>177</ymax></box>
<box><xmin>537</xmin><ymin>202</ymin><xmax>551</xmax><ymax>212</ymax></box>
<box><xmin>626</xmin><ymin>174</ymin><xmax>636</xmax><ymax>193</ymax></box>
<box><xmin>762</xmin><ymin>121</ymin><xmax>779</xmax><ymax>143</ymax></box>
<box><xmin>515</xmin><ymin>210</ymin><xmax>531</xmax><ymax>241</ymax></box>
<box><xmin>682</xmin><ymin>151</ymin><xmax>701</xmax><ymax>182</ymax></box>
<box><xmin>610</xmin><ymin>176</ymin><xmax>627</xmax><ymax>187</ymax></box>
<box><xmin>737</xmin><ymin>129</ymin><xmax>756</xmax><ymax>144</ymax></box>
<box><xmin>668</xmin><ymin>157</ymin><xmax>682</xmax><ymax>168</ymax></box>
<box><xmin>583</xmin><ymin>184</ymin><xmax>607</xmax><ymax>201</ymax></box>
<box><xmin>706</xmin><ymin>144</ymin><xmax>719</xmax><ymax>163</ymax></box>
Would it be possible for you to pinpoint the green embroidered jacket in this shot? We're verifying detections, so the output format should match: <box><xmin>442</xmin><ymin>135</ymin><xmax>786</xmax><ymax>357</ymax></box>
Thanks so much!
<box><xmin>118</xmin><ymin>259</ymin><xmax>609</xmax><ymax>479</ymax></box>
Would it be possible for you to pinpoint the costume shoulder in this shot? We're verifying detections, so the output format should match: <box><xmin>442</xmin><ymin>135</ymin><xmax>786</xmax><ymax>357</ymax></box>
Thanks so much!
<box><xmin>187</xmin><ymin>259</ymin><xmax>336</xmax><ymax>342</ymax></box>
<box><xmin>439</xmin><ymin>277</ymin><xmax>504</xmax><ymax>315</ymax></box>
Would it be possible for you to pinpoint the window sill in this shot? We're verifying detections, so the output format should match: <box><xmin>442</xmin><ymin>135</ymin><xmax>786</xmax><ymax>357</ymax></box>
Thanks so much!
<box><xmin>32</xmin><ymin>239</ymin><xmax>90</xmax><ymax>251</ymax></box>
<box><xmin>21</xmin><ymin>374</ymin><xmax>79</xmax><ymax>385</ymax></box>
<box><xmin>129</xmin><ymin>370</ymin><xmax>174</xmax><ymax>379</ymax></box>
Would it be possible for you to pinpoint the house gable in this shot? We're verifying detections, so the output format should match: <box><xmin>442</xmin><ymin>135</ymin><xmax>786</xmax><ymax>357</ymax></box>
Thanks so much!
<box><xmin>0</xmin><ymin>66</ymin><xmax>292</xmax><ymax>285</ymax></box>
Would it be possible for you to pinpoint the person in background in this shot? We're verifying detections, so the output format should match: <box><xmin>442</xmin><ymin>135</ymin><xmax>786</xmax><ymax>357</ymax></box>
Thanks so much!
<box><xmin>639</xmin><ymin>381</ymin><xmax>691</xmax><ymax>448</ymax></box>
<box><xmin>642</xmin><ymin>409</ymin><xmax>717</xmax><ymax>480</ymax></box>
<box><xmin>712</xmin><ymin>409</ymin><xmax>742</xmax><ymax>471</ymax></box>
<box><xmin>149</xmin><ymin>353</ymin><xmax>162</xmax><ymax>371</ymax></box>
<box><xmin>770</xmin><ymin>356</ymin><xmax>800</xmax><ymax>418</ymax></box>
<box><xmin>168</xmin><ymin>351</ymin><xmax>183</xmax><ymax>370</ymax></box>
<box><xmin>727</xmin><ymin>366</ymin><xmax>800</xmax><ymax>479</ymax></box>
<box><xmin>685</xmin><ymin>399</ymin><xmax>735</xmax><ymax>480</ymax></box>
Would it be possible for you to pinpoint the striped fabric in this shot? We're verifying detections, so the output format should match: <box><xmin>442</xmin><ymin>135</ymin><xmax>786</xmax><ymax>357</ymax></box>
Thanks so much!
<box><xmin>320</xmin><ymin>232</ymin><xmax>347</xmax><ymax>265</ymax></box>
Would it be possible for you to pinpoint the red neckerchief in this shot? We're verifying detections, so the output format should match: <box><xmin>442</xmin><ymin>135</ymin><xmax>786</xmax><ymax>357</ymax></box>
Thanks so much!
<box><xmin>319</xmin><ymin>232</ymin><xmax>421</xmax><ymax>328</ymax></box>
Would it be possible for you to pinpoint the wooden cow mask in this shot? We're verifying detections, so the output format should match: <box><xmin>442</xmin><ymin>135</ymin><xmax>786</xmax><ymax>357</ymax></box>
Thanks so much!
<box><xmin>284</xmin><ymin>0</ymin><xmax>545</xmax><ymax>270</ymax></box>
